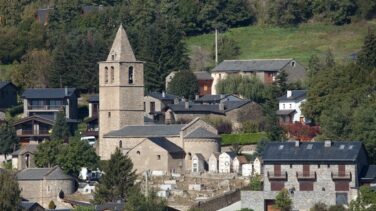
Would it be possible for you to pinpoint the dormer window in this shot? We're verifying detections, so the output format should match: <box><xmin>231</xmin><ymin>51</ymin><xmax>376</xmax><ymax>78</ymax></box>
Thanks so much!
<box><xmin>128</xmin><ymin>66</ymin><xmax>134</xmax><ymax>84</ymax></box>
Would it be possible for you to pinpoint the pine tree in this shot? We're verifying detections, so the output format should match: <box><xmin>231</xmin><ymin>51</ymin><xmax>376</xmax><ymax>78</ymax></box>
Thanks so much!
<box><xmin>275</xmin><ymin>189</ymin><xmax>292</xmax><ymax>211</ymax></box>
<box><xmin>51</xmin><ymin>111</ymin><xmax>70</xmax><ymax>141</ymax></box>
<box><xmin>0</xmin><ymin>170</ymin><xmax>21</xmax><ymax>211</ymax></box>
<box><xmin>93</xmin><ymin>148</ymin><xmax>136</xmax><ymax>204</ymax></box>
<box><xmin>358</xmin><ymin>31</ymin><xmax>376</xmax><ymax>69</ymax></box>
<box><xmin>0</xmin><ymin>122</ymin><xmax>18</xmax><ymax>159</ymax></box>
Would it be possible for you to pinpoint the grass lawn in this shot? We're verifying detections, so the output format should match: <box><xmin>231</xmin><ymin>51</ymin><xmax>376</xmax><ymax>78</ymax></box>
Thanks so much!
<box><xmin>0</xmin><ymin>64</ymin><xmax>13</xmax><ymax>81</ymax></box>
<box><xmin>186</xmin><ymin>20</ymin><xmax>376</xmax><ymax>66</ymax></box>
<box><xmin>221</xmin><ymin>132</ymin><xmax>267</xmax><ymax>146</ymax></box>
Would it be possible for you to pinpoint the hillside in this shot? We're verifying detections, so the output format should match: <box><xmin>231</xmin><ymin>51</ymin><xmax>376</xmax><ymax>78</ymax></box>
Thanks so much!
<box><xmin>186</xmin><ymin>20</ymin><xmax>376</xmax><ymax>66</ymax></box>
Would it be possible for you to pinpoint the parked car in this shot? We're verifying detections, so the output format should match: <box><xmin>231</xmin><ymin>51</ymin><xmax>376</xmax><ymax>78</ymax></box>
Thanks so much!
<box><xmin>80</xmin><ymin>136</ymin><xmax>96</xmax><ymax>146</ymax></box>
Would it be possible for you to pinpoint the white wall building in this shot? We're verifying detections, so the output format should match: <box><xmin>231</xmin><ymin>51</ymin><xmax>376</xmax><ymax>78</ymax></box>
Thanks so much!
<box><xmin>232</xmin><ymin>156</ymin><xmax>248</xmax><ymax>174</ymax></box>
<box><xmin>276</xmin><ymin>90</ymin><xmax>307</xmax><ymax>124</ymax></box>
<box><xmin>192</xmin><ymin>153</ymin><xmax>206</xmax><ymax>173</ymax></box>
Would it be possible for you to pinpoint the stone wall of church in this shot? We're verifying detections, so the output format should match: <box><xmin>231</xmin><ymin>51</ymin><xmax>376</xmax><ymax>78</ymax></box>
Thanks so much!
<box><xmin>184</xmin><ymin>139</ymin><xmax>220</xmax><ymax>171</ymax></box>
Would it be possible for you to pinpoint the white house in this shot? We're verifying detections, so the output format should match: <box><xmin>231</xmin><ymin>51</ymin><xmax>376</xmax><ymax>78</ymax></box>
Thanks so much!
<box><xmin>276</xmin><ymin>90</ymin><xmax>307</xmax><ymax>124</ymax></box>
<box><xmin>232</xmin><ymin>155</ymin><xmax>248</xmax><ymax>174</ymax></box>
<box><xmin>208</xmin><ymin>152</ymin><xmax>220</xmax><ymax>173</ymax></box>
<box><xmin>252</xmin><ymin>157</ymin><xmax>262</xmax><ymax>176</ymax></box>
<box><xmin>192</xmin><ymin>153</ymin><xmax>206</xmax><ymax>173</ymax></box>
<box><xmin>219</xmin><ymin>152</ymin><xmax>236</xmax><ymax>173</ymax></box>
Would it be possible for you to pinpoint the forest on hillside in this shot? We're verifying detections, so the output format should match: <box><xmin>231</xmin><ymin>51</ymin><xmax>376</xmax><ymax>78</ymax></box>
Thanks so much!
<box><xmin>0</xmin><ymin>0</ymin><xmax>375</xmax><ymax>92</ymax></box>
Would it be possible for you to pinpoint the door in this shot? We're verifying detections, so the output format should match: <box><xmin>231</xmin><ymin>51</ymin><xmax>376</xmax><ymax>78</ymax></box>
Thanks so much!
<box><xmin>265</xmin><ymin>200</ymin><xmax>280</xmax><ymax>211</ymax></box>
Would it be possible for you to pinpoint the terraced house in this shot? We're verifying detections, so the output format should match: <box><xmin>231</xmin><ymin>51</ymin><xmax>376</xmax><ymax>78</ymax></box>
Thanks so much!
<box><xmin>241</xmin><ymin>141</ymin><xmax>376</xmax><ymax>211</ymax></box>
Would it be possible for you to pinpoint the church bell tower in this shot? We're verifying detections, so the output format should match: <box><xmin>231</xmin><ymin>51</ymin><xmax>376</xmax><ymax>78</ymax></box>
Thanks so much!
<box><xmin>98</xmin><ymin>25</ymin><xmax>144</xmax><ymax>158</ymax></box>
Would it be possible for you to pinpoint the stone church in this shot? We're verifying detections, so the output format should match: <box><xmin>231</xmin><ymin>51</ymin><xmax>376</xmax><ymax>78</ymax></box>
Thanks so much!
<box><xmin>98</xmin><ymin>25</ymin><xmax>221</xmax><ymax>174</ymax></box>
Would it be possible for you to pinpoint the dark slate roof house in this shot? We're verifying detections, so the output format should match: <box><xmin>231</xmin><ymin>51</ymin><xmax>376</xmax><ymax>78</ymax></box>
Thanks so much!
<box><xmin>277</xmin><ymin>90</ymin><xmax>307</xmax><ymax>101</ymax></box>
<box><xmin>16</xmin><ymin>166</ymin><xmax>73</xmax><ymax>181</ymax></box>
<box><xmin>0</xmin><ymin>81</ymin><xmax>18</xmax><ymax>109</ymax></box>
<box><xmin>168</xmin><ymin>100</ymin><xmax>252</xmax><ymax>115</ymax></box>
<box><xmin>104</xmin><ymin>124</ymin><xmax>185</xmax><ymax>138</ymax></box>
<box><xmin>195</xmin><ymin>94</ymin><xmax>242</xmax><ymax>104</ymax></box>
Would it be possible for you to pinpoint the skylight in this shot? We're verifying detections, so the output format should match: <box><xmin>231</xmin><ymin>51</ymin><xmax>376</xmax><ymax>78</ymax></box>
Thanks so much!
<box><xmin>279</xmin><ymin>145</ymin><xmax>284</xmax><ymax>150</ymax></box>
<box><xmin>307</xmin><ymin>144</ymin><xmax>313</xmax><ymax>150</ymax></box>
<box><xmin>340</xmin><ymin>145</ymin><xmax>345</xmax><ymax>150</ymax></box>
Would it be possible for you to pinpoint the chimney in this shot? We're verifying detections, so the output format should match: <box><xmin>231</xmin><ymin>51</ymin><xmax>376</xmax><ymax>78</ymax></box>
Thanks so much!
<box><xmin>295</xmin><ymin>140</ymin><xmax>300</xmax><ymax>147</ymax></box>
<box><xmin>162</xmin><ymin>91</ymin><xmax>166</xmax><ymax>98</ymax></box>
<box><xmin>287</xmin><ymin>90</ymin><xmax>292</xmax><ymax>98</ymax></box>
<box><xmin>195</xmin><ymin>94</ymin><xmax>199</xmax><ymax>100</ymax></box>
<box><xmin>185</xmin><ymin>101</ymin><xmax>189</xmax><ymax>109</ymax></box>
<box><xmin>65</xmin><ymin>86</ymin><xmax>68</xmax><ymax>96</ymax></box>
<box><xmin>219</xmin><ymin>102</ymin><xmax>224</xmax><ymax>111</ymax></box>
<box><xmin>324</xmin><ymin>140</ymin><xmax>332</xmax><ymax>147</ymax></box>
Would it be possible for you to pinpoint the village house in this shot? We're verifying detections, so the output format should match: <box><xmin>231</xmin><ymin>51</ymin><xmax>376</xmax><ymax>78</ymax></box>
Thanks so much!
<box><xmin>16</xmin><ymin>166</ymin><xmax>76</xmax><ymax>208</ymax></box>
<box><xmin>276</xmin><ymin>90</ymin><xmax>307</xmax><ymax>124</ymax></box>
<box><xmin>12</xmin><ymin>142</ymin><xmax>38</xmax><ymax>170</ymax></box>
<box><xmin>211</xmin><ymin>59</ymin><xmax>306</xmax><ymax>94</ymax></box>
<box><xmin>219</xmin><ymin>152</ymin><xmax>236</xmax><ymax>173</ymax></box>
<box><xmin>35</xmin><ymin>7</ymin><xmax>53</xmax><ymax>25</ymax></box>
<box><xmin>82</xmin><ymin>95</ymin><xmax>99</xmax><ymax>139</ymax></box>
<box><xmin>241</xmin><ymin>141</ymin><xmax>376</xmax><ymax>211</ymax></box>
<box><xmin>166</xmin><ymin>100</ymin><xmax>264</xmax><ymax>130</ymax></box>
<box><xmin>0</xmin><ymin>81</ymin><xmax>18</xmax><ymax>120</ymax></box>
<box><xmin>144</xmin><ymin>92</ymin><xmax>177</xmax><ymax>123</ymax></box>
<box><xmin>165</xmin><ymin>71</ymin><xmax>213</xmax><ymax>96</ymax></box>
<box><xmin>13</xmin><ymin>88</ymin><xmax>78</xmax><ymax>144</ymax></box>
<box><xmin>98</xmin><ymin>25</ymin><xmax>221</xmax><ymax>174</ymax></box>
<box><xmin>194</xmin><ymin>94</ymin><xmax>242</xmax><ymax>104</ymax></box>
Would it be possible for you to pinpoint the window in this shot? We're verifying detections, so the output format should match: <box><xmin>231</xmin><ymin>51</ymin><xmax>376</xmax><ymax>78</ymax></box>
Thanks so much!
<box><xmin>299</xmin><ymin>181</ymin><xmax>313</xmax><ymax>191</ymax></box>
<box><xmin>119</xmin><ymin>140</ymin><xmax>122</xmax><ymax>148</ymax></box>
<box><xmin>112</xmin><ymin>54</ymin><xmax>115</xmax><ymax>60</ymax></box>
<box><xmin>105</xmin><ymin>67</ymin><xmax>109</xmax><ymax>84</ymax></box>
<box><xmin>108</xmin><ymin>112</ymin><xmax>111</xmax><ymax>117</ymax></box>
<box><xmin>336</xmin><ymin>193</ymin><xmax>348</xmax><ymax>205</ymax></box>
<box><xmin>338</xmin><ymin>165</ymin><xmax>346</xmax><ymax>176</ymax></box>
<box><xmin>204</xmin><ymin>85</ymin><xmax>208</xmax><ymax>91</ymax></box>
<box><xmin>318</xmin><ymin>164</ymin><xmax>321</xmax><ymax>169</ymax></box>
<box><xmin>271</xmin><ymin>181</ymin><xmax>284</xmax><ymax>191</ymax></box>
<box><xmin>187</xmin><ymin>152</ymin><xmax>192</xmax><ymax>160</ymax></box>
<box><xmin>157</xmin><ymin>155</ymin><xmax>161</xmax><ymax>160</ymax></box>
<box><xmin>328</xmin><ymin>164</ymin><xmax>330</xmax><ymax>168</ymax></box>
<box><xmin>128</xmin><ymin>66</ymin><xmax>134</xmax><ymax>84</ymax></box>
<box><xmin>150</xmin><ymin>102</ymin><xmax>155</xmax><ymax>113</ymax></box>
<box><xmin>110</xmin><ymin>66</ymin><xmax>114</xmax><ymax>83</ymax></box>
<box><xmin>335</xmin><ymin>181</ymin><xmax>349</xmax><ymax>191</ymax></box>
<box><xmin>283</xmin><ymin>104</ymin><xmax>285</xmax><ymax>109</ymax></box>
<box><xmin>290</xmin><ymin>164</ymin><xmax>293</xmax><ymax>169</ymax></box>
<box><xmin>274</xmin><ymin>164</ymin><xmax>281</xmax><ymax>176</ymax></box>
<box><xmin>291</xmin><ymin>61</ymin><xmax>296</xmax><ymax>67</ymax></box>
<box><xmin>143</xmin><ymin>102</ymin><xmax>145</xmax><ymax>111</ymax></box>
<box><xmin>137</xmin><ymin>151</ymin><xmax>140</xmax><ymax>155</ymax></box>
<box><xmin>219</xmin><ymin>74</ymin><xmax>222</xmax><ymax>79</ymax></box>
<box><xmin>289</xmin><ymin>104</ymin><xmax>292</xmax><ymax>109</ymax></box>
<box><xmin>303</xmin><ymin>164</ymin><xmax>310</xmax><ymax>177</ymax></box>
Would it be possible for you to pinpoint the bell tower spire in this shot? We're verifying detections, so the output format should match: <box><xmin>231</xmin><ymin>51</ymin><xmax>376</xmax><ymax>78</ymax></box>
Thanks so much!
<box><xmin>107</xmin><ymin>25</ymin><xmax>136</xmax><ymax>62</ymax></box>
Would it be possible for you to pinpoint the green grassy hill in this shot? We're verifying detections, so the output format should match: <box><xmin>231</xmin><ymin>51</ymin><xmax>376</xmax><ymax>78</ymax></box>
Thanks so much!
<box><xmin>186</xmin><ymin>20</ymin><xmax>376</xmax><ymax>66</ymax></box>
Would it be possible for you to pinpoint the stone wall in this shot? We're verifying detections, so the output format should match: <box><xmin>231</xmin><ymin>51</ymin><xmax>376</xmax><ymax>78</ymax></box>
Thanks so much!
<box><xmin>191</xmin><ymin>189</ymin><xmax>240</xmax><ymax>211</ymax></box>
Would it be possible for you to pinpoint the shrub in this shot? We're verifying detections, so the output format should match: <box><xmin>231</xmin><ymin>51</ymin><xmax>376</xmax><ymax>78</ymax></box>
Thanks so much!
<box><xmin>48</xmin><ymin>200</ymin><xmax>56</xmax><ymax>209</ymax></box>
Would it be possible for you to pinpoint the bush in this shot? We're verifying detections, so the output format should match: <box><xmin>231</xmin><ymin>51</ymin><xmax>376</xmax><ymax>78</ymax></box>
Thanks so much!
<box><xmin>201</xmin><ymin>116</ymin><xmax>232</xmax><ymax>134</ymax></box>
<box><xmin>7</xmin><ymin>104</ymin><xmax>23</xmax><ymax>117</ymax></box>
<box><xmin>221</xmin><ymin>132</ymin><xmax>267</xmax><ymax>146</ymax></box>
<box><xmin>249</xmin><ymin>175</ymin><xmax>262</xmax><ymax>191</ymax></box>
<box><xmin>48</xmin><ymin>200</ymin><xmax>56</xmax><ymax>209</ymax></box>
<box><xmin>241</xmin><ymin>121</ymin><xmax>260</xmax><ymax>133</ymax></box>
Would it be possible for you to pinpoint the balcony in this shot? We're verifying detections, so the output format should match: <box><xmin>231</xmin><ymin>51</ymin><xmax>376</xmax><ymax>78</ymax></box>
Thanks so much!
<box><xmin>19</xmin><ymin>130</ymin><xmax>50</xmax><ymax>136</ymax></box>
<box><xmin>267</xmin><ymin>171</ymin><xmax>288</xmax><ymax>180</ymax></box>
<box><xmin>296</xmin><ymin>172</ymin><xmax>317</xmax><ymax>180</ymax></box>
<box><xmin>332</xmin><ymin>172</ymin><xmax>352</xmax><ymax>180</ymax></box>
<box><xmin>28</xmin><ymin>105</ymin><xmax>63</xmax><ymax>110</ymax></box>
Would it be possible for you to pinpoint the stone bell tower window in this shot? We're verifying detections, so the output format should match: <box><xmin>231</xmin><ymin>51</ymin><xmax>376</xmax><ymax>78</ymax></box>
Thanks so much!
<box><xmin>110</xmin><ymin>66</ymin><xmax>114</xmax><ymax>83</ymax></box>
<box><xmin>104</xmin><ymin>67</ymin><xmax>109</xmax><ymax>84</ymax></box>
<box><xmin>128</xmin><ymin>66</ymin><xmax>134</xmax><ymax>84</ymax></box>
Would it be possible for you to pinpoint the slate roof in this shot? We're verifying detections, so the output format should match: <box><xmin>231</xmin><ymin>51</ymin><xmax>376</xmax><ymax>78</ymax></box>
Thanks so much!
<box><xmin>212</xmin><ymin>59</ymin><xmax>294</xmax><ymax>73</ymax></box>
<box><xmin>22</xmin><ymin>88</ymin><xmax>76</xmax><ymax>99</ymax></box>
<box><xmin>13</xmin><ymin>115</ymin><xmax>55</xmax><ymax>126</ymax></box>
<box><xmin>20</xmin><ymin>201</ymin><xmax>43</xmax><ymax>210</ymax></box>
<box><xmin>185</xmin><ymin>128</ymin><xmax>219</xmax><ymax>139</ymax></box>
<box><xmin>148</xmin><ymin>137</ymin><xmax>184</xmax><ymax>153</ymax></box>
<box><xmin>194</xmin><ymin>153</ymin><xmax>206</xmax><ymax>160</ymax></box>
<box><xmin>195</xmin><ymin>94</ymin><xmax>242</xmax><ymax>103</ymax></box>
<box><xmin>147</xmin><ymin>92</ymin><xmax>177</xmax><ymax>100</ymax></box>
<box><xmin>194</xmin><ymin>71</ymin><xmax>213</xmax><ymax>80</ymax></box>
<box><xmin>222</xmin><ymin>152</ymin><xmax>237</xmax><ymax>159</ymax></box>
<box><xmin>0</xmin><ymin>81</ymin><xmax>16</xmax><ymax>90</ymax></box>
<box><xmin>360</xmin><ymin>165</ymin><xmax>376</xmax><ymax>181</ymax></box>
<box><xmin>262</xmin><ymin>141</ymin><xmax>364</xmax><ymax>163</ymax></box>
<box><xmin>104</xmin><ymin>124</ymin><xmax>185</xmax><ymax>138</ymax></box>
<box><xmin>89</xmin><ymin>94</ymin><xmax>99</xmax><ymax>102</ymax></box>
<box><xmin>168</xmin><ymin>100</ymin><xmax>251</xmax><ymax>114</ymax></box>
<box><xmin>16</xmin><ymin>166</ymin><xmax>73</xmax><ymax>180</ymax></box>
<box><xmin>277</xmin><ymin>90</ymin><xmax>307</xmax><ymax>101</ymax></box>
<box><xmin>12</xmin><ymin>144</ymin><xmax>38</xmax><ymax>156</ymax></box>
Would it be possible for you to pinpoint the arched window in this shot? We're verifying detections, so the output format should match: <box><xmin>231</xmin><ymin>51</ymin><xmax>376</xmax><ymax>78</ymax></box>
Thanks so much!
<box><xmin>137</xmin><ymin>151</ymin><xmax>140</xmax><ymax>155</ymax></box>
<box><xmin>187</xmin><ymin>152</ymin><xmax>192</xmax><ymax>160</ymax></box>
<box><xmin>119</xmin><ymin>140</ymin><xmax>122</xmax><ymax>148</ymax></box>
<box><xmin>110</xmin><ymin>66</ymin><xmax>114</xmax><ymax>83</ymax></box>
<box><xmin>104</xmin><ymin>67</ymin><xmax>109</xmax><ymax>84</ymax></box>
<box><xmin>128</xmin><ymin>66</ymin><xmax>134</xmax><ymax>84</ymax></box>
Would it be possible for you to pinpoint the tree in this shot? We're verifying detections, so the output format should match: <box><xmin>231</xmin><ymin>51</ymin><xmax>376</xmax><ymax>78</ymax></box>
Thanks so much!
<box><xmin>57</xmin><ymin>139</ymin><xmax>99</xmax><ymax>177</ymax></box>
<box><xmin>310</xmin><ymin>202</ymin><xmax>328</xmax><ymax>211</ymax></box>
<box><xmin>230</xmin><ymin>143</ymin><xmax>243</xmax><ymax>155</ymax></box>
<box><xmin>275</xmin><ymin>189</ymin><xmax>292</xmax><ymax>211</ymax></box>
<box><xmin>34</xmin><ymin>140</ymin><xmax>61</xmax><ymax>168</ymax></box>
<box><xmin>93</xmin><ymin>148</ymin><xmax>137</xmax><ymax>204</ymax></box>
<box><xmin>266</xmin><ymin>0</ymin><xmax>312</xmax><ymax>25</ymax></box>
<box><xmin>249</xmin><ymin>174</ymin><xmax>262</xmax><ymax>191</ymax></box>
<box><xmin>213</xmin><ymin>35</ymin><xmax>241</xmax><ymax>63</ymax></box>
<box><xmin>357</xmin><ymin>31</ymin><xmax>376</xmax><ymax>69</ymax></box>
<box><xmin>0</xmin><ymin>122</ymin><xmax>18</xmax><ymax>159</ymax></box>
<box><xmin>0</xmin><ymin>170</ymin><xmax>21</xmax><ymax>211</ymax></box>
<box><xmin>51</xmin><ymin>111</ymin><xmax>70</xmax><ymax>141</ymax></box>
<box><xmin>349</xmin><ymin>185</ymin><xmax>376</xmax><ymax>211</ymax></box>
<box><xmin>48</xmin><ymin>200</ymin><xmax>56</xmax><ymax>209</ymax></box>
<box><xmin>167</xmin><ymin>70</ymin><xmax>199</xmax><ymax>99</ymax></box>
<box><xmin>124</xmin><ymin>186</ymin><xmax>167</xmax><ymax>211</ymax></box>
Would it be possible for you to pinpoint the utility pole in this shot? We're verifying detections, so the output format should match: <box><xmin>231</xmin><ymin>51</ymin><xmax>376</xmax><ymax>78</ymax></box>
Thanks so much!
<box><xmin>215</xmin><ymin>28</ymin><xmax>218</xmax><ymax>65</ymax></box>
<box><xmin>144</xmin><ymin>170</ymin><xmax>149</xmax><ymax>197</ymax></box>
